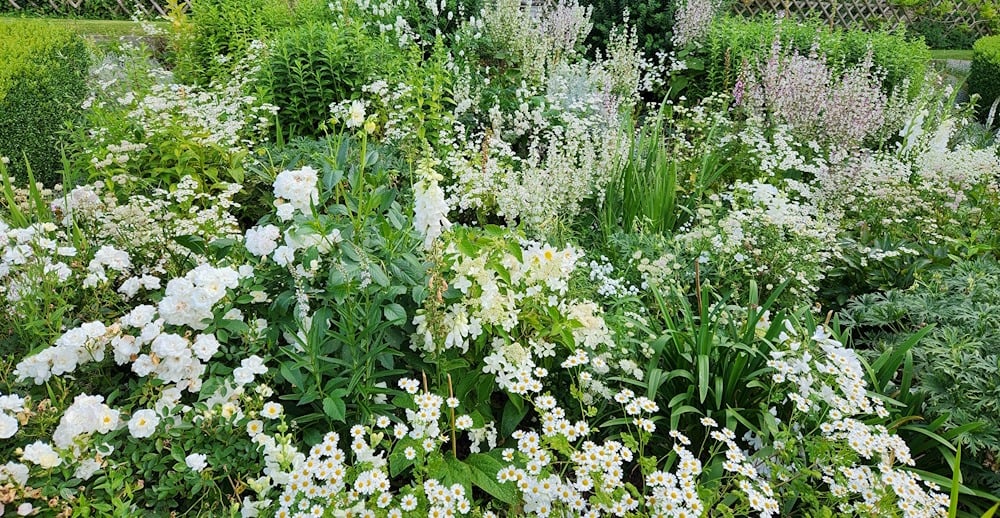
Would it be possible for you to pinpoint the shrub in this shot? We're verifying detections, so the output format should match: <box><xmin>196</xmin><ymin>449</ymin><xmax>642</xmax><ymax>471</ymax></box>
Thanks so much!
<box><xmin>586</xmin><ymin>0</ymin><xmax>676</xmax><ymax>58</ymax></box>
<box><xmin>171</xmin><ymin>0</ymin><xmax>330</xmax><ymax>84</ymax></box>
<box><xmin>969</xmin><ymin>34</ymin><xmax>1000</xmax><ymax>118</ymax></box>
<box><xmin>908</xmin><ymin>18</ymin><xmax>978</xmax><ymax>50</ymax></box>
<box><xmin>265</xmin><ymin>22</ymin><xmax>397</xmax><ymax>140</ymax></box>
<box><xmin>0</xmin><ymin>22</ymin><xmax>89</xmax><ymax>186</ymax></box>
<box><xmin>699</xmin><ymin>16</ymin><xmax>931</xmax><ymax>99</ymax></box>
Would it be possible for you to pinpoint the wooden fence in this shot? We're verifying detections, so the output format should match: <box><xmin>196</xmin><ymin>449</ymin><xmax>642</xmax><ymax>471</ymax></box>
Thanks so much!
<box><xmin>731</xmin><ymin>0</ymin><xmax>993</xmax><ymax>37</ymax></box>
<box><xmin>2</xmin><ymin>0</ymin><xmax>187</xmax><ymax>17</ymax></box>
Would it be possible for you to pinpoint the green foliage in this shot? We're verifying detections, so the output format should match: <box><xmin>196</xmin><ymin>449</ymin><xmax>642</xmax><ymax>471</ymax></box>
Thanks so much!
<box><xmin>969</xmin><ymin>35</ymin><xmax>1000</xmax><ymax>118</ymax></box>
<box><xmin>620</xmin><ymin>280</ymin><xmax>789</xmax><ymax>455</ymax></box>
<box><xmin>585</xmin><ymin>0</ymin><xmax>676</xmax><ymax>59</ymax></box>
<box><xmin>265</xmin><ymin>22</ymin><xmax>395</xmax><ymax>140</ymax></box>
<box><xmin>909</xmin><ymin>18</ymin><xmax>979</xmax><ymax>50</ymax></box>
<box><xmin>847</xmin><ymin>257</ymin><xmax>1000</xmax><ymax>497</ymax></box>
<box><xmin>172</xmin><ymin>0</ymin><xmax>330</xmax><ymax>84</ymax></box>
<box><xmin>599</xmin><ymin>98</ymin><xmax>732</xmax><ymax>237</ymax></box>
<box><xmin>698</xmin><ymin>16</ymin><xmax>931</xmax><ymax>98</ymax></box>
<box><xmin>257</xmin><ymin>136</ymin><xmax>426</xmax><ymax>440</ymax></box>
<box><xmin>0</xmin><ymin>21</ymin><xmax>89</xmax><ymax>186</ymax></box>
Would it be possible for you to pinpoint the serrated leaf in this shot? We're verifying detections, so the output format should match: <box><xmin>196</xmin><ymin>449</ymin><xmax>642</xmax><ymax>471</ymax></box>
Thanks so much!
<box><xmin>323</xmin><ymin>396</ymin><xmax>346</xmax><ymax>422</ymax></box>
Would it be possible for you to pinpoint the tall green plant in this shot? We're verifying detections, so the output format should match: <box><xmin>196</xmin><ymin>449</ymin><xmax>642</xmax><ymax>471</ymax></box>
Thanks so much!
<box><xmin>619</xmin><ymin>278</ymin><xmax>790</xmax><ymax>453</ymax></box>
<box><xmin>599</xmin><ymin>100</ymin><xmax>730</xmax><ymax>237</ymax></box>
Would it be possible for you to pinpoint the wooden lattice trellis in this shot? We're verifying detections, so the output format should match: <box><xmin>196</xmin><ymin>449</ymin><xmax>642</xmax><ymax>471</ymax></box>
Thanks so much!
<box><xmin>3</xmin><ymin>0</ymin><xmax>188</xmax><ymax>17</ymax></box>
<box><xmin>731</xmin><ymin>0</ymin><xmax>993</xmax><ymax>36</ymax></box>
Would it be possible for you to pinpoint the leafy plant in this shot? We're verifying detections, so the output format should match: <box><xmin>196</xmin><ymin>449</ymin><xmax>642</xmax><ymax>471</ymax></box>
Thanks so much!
<box><xmin>254</xmin><ymin>135</ymin><xmax>426</xmax><ymax>441</ymax></box>
<box><xmin>618</xmin><ymin>278</ymin><xmax>789</xmax><ymax>456</ymax></box>
<box><xmin>846</xmin><ymin>257</ymin><xmax>1000</xmax><ymax>499</ymax></box>
<box><xmin>0</xmin><ymin>21</ymin><xmax>89</xmax><ymax>186</ymax></box>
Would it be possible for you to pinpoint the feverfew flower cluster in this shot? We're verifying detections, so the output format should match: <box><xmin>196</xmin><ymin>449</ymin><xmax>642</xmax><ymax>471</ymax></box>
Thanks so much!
<box><xmin>252</xmin><ymin>382</ymin><xmax>488</xmax><ymax>517</ymax></box>
<box><xmin>497</xmin><ymin>393</ymin><xmax>706</xmax><ymax>517</ymax></box>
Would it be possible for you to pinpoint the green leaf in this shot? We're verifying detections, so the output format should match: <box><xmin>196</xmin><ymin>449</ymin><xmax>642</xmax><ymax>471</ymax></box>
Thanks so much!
<box><xmin>383</xmin><ymin>303</ymin><xmax>407</xmax><ymax>325</ymax></box>
<box><xmin>173</xmin><ymin>235</ymin><xmax>207</xmax><ymax>255</ymax></box>
<box><xmin>465</xmin><ymin>453</ymin><xmax>518</xmax><ymax>505</ymax></box>
<box><xmin>323</xmin><ymin>396</ymin><xmax>346</xmax><ymax>422</ymax></box>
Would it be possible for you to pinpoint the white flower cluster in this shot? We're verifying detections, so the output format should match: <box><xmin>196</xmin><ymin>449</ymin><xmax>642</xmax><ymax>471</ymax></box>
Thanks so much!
<box><xmin>14</xmin><ymin>322</ymin><xmax>112</xmax><ymax>385</ymax></box>
<box><xmin>52</xmin><ymin>393</ymin><xmax>120</xmax><ymax>449</ymax></box>
<box><xmin>0</xmin><ymin>219</ymin><xmax>75</xmax><ymax>293</ymax></box>
<box><xmin>250</xmin><ymin>385</ymin><xmax>488</xmax><ymax>517</ymax></box>
<box><xmin>412</xmin><ymin>157</ymin><xmax>452</xmax><ymax>250</ymax></box>
<box><xmin>0</xmin><ymin>393</ymin><xmax>25</xmax><ymax>439</ymax></box>
<box><xmin>679</xmin><ymin>180</ymin><xmax>839</xmax><ymax>297</ymax></box>
<box><xmin>21</xmin><ymin>441</ymin><xmax>61</xmax><ymax>469</ymax></box>
<box><xmin>917</xmin><ymin>144</ymin><xmax>1000</xmax><ymax>211</ymax></box>
<box><xmin>83</xmin><ymin>245</ymin><xmax>132</xmax><ymax>288</ymax></box>
<box><xmin>273</xmin><ymin>166</ymin><xmax>319</xmax><ymax>220</ymax></box>
<box><xmin>587</xmin><ymin>257</ymin><xmax>639</xmax><ymax>298</ymax></box>
<box><xmin>414</xmin><ymin>239</ymin><xmax>625</xmax><ymax>401</ymax></box>
<box><xmin>445</xmin><ymin>80</ymin><xmax>625</xmax><ymax>229</ymax></box>
<box><xmin>159</xmin><ymin>264</ymin><xmax>241</xmax><ymax>330</ymax></box>
<box><xmin>767</xmin><ymin>321</ymin><xmax>948</xmax><ymax>517</ymax></box>
<box><xmin>495</xmin><ymin>395</ymin><xmax>699</xmax><ymax>517</ymax></box>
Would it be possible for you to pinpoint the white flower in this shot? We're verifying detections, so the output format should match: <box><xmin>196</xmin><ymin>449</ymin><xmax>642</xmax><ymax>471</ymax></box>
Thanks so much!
<box><xmin>191</xmin><ymin>334</ymin><xmax>220</xmax><ymax>362</ymax></box>
<box><xmin>0</xmin><ymin>413</ymin><xmax>17</xmax><ymax>439</ymax></box>
<box><xmin>272</xmin><ymin>246</ymin><xmax>295</xmax><ymax>267</ymax></box>
<box><xmin>245</xmin><ymin>225</ymin><xmax>281</xmax><ymax>257</ymax></box>
<box><xmin>74</xmin><ymin>458</ymin><xmax>102</xmax><ymax>480</ymax></box>
<box><xmin>185</xmin><ymin>453</ymin><xmax>208</xmax><ymax>472</ymax></box>
<box><xmin>261</xmin><ymin>402</ymin><xmax>283</xmax><ymax>419</ymax></box>
<box><xmin>273</xmin><ymin>166</ymin><xmax>319</xmax><ymax>215</ymax></box>
<box><xmin>346</xmin><ymin>100</ymin><xmax>366</xmax><ymax>128</ymax></box>
<box><xmin>22</xmin><ymin>441</ymin><xmax>61</xmax><ymax>468</ymax></box>
<box><xmin>128</xmin><ymin>409</ymin><xmax>160</xmax><ymax>438</ymax></box>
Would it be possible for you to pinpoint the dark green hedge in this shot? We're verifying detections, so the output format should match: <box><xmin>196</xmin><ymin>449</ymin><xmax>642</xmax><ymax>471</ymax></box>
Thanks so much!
<box><xmin>969</xmin><ymin>34</ymin><xmax>1000</xmax><ymax>117</ymax></box>
<box><xmin>0</xmin><ymin>21</ymin><xmax>89</xmax><ymax>185</ymax></box>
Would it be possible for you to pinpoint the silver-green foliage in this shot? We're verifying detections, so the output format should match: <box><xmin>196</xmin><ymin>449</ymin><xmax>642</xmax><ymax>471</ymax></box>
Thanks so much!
<box><xmin>847</xmin><ymin>257</ymin><xmax>1000</xmax><ymax>493</ymax></box>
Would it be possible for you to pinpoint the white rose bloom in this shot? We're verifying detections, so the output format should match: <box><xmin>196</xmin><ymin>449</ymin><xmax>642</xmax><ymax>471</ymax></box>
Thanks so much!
<box><xmin>22</xmin><ymin>441</ymin><xmax>61</xmax><ymax>468</ymax></box>
<box><xmin>245</xmin><ymin>225</ymin><xmax>280</xmax><ymax>257</ymax></box>
<box><xmin>185</xmin><ymin>453</ymin><xmax>208</xmax><ymax>472</ymax></box>
<box><xmin>0</xmin><ymin>413</ymin><xmax>17</xmax><ymax>439</ymax></box>
<box><xmin>128</xmin><ymin>409</ymin><xmax>161</xmax><ymax>438</ymax></box>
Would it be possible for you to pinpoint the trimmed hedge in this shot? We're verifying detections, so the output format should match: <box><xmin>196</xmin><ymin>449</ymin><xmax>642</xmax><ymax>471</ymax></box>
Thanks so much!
<box><xmin>968</xmin><ymin>34</ymin><xmax>1000</xmax><ymax>117</ymax></box>
<box><xmin>701</xmin><ymin>16</ymin><xmax>931</xmax><ymax>98</ymax></box>
<box><xmin>0</xmin><ymin>21</ymin><xmax>89</xmax><ymax>186</ymax></box>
